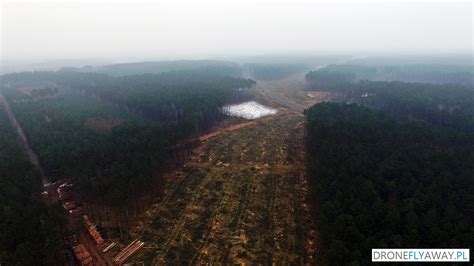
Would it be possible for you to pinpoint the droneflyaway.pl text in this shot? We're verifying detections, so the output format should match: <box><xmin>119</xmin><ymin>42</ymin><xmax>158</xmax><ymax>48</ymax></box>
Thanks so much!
<box><xmin>372</xmin><ymin>249</ymin><xmax>470</xmax><ymax>262</ymax></box>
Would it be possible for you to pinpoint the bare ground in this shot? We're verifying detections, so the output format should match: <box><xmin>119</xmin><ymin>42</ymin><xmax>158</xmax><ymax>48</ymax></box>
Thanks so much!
<box><xmin>125</xmin><ymin>109</ymin><xmax>316</xmax><ymax>265</ymax></box>
<box><xmin>84</xmin><ymin>117</ymin><xmax>123</xmax><ymax>132</ymax></box>
<box><xmin>115</xmin><ymin>76</ymin><xmax>325</xmax><ymax>265</ymax></box>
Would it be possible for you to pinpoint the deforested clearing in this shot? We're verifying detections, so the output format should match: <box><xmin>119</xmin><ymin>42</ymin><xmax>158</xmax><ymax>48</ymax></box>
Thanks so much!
<box><xmin>223</xmin><ymin>101</ymin><xmax>277</xmax><ymax>119</ymax></box>
<box><xmin>85</xmin><ymin>117</ymin><xmax>123</xmax><ymax>132</ymax></box>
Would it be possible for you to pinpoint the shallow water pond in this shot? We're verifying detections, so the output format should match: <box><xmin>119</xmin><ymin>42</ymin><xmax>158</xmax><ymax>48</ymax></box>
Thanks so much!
<box><xmin>222</xmin><ymin>101</ymin><xmax>277</xmax><ymax>119</ymax></box>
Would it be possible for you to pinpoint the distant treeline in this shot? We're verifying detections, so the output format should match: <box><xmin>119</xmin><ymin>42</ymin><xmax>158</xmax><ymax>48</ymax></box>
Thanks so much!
<box><xmin>59</xmin><ymin>60</ymin><xmax>312</xmax><ymax>81</ymax></box>
<box><xmin>2</xmin><ymin>70</ymin><xmax>255</xmax><ymax>126</ymax></box>
<box><xmin>306</xmin><ymin>64</ymin><xmax>474</xmax><ymax>86</ymax></box>
<box><xmin>306</xmin><ymin>103</ymin><xmax>474</xmax><ymax>264</ymax></box>
<box><xmin>307</xmin><ymin>80</ymin><xmax>474</xmax><ymax>131</ymax></box>
<box><xmin>59</xmin><ymin>60</ymin><xmax>244</xmax><ymax>77</ymax></box>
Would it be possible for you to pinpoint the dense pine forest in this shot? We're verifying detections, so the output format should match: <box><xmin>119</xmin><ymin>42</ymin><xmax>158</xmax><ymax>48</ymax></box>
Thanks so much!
<box><xmin>306</xmin><ymin>103</ymin><xmax>474</xmax><ymax>264</ymax></box>
<box><xmin>0</xmin><ymin>107</ymin><xmax>70</xmax><ymax>265</ymax></box>
<box><xmin>307</xmin><ymin>80</ymin><xmax>474</xmax><ymax>130</ymax></box>
<box><xmin>1</xmin><ymin>56</ymin><xmax>472</xmax><ymax>264</ymax></box>
<box><xmin>2</xmin><ymin>0</ymin><xmax>472</xmax><ymax>263</ymax></box>
<box><xmin>305</xmin><ymin>60</ymin><xmax>474</xmax><ymax>264</ymax></box>
<box><xmin>306</xmin><ymin>63</ymin><xmax>474</xmax><ymax>85</ymax></box>
<box><xmin>0</xmin><ymin>69</ymin><xmax>255</xmax><ymax>241</ymax></box>
<box><xmin>59</xmin><ymin>60</ymin><xmax>244</xmax><ymax>77</ymax></box>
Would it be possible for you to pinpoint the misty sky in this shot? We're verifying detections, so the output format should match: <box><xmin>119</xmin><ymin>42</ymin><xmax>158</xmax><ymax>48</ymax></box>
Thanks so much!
<box><xmin>1</xmin><ymin>0</ymin><xmax>473</xmax><ymax>61</ymax></box>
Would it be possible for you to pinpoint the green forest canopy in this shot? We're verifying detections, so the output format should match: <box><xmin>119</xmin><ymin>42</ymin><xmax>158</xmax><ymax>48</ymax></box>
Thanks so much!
<box><xmin>306</xmin><ymin>103</ymin><xmax>474</xmax><ymax>264</ymax></box>
<box><xmin>0</xmin><ymin>70</ymin><xmax>255</xmax><ymax>234</ymax></box>
<box><xmin>0</xmin><ymin>107</ymin><xmax>70</xmax><ymax>265</ymax></box>
<box><xmin>306</xmin><ymin>63</ymin><xmax>474</xmax><ymax>86</ymax></box>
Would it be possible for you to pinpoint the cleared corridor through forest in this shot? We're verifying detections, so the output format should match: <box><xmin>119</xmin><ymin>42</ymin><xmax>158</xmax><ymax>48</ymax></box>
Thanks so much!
<box><xmin>0</xmin><ymin>91</ymin><xmax>47</xmax><ymax>183</ymax></box>
<box><xmin>128</xmin><ymin>110</ymin><xmax>316</xmax><ymax>264</ymax></box>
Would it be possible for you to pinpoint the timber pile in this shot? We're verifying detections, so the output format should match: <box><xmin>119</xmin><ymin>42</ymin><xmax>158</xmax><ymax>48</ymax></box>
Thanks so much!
<box><xmin>83</xmin><ymin>215</ymin><xmax>105</xmax><ymax>245</ymax></box>
<box><xmin>73</xmin><ymin>244</ymin><xmax>92</xmax><ymax>265</ymax></box>
<box><xmin>102</xmin><ymin>242</ymin><xmax>116</xmax><ymax>253</ymax></box>
<box><xmin>113</xmin><ymin>239</ymin><xmax>144</xmax><ymax>265</ymax></box>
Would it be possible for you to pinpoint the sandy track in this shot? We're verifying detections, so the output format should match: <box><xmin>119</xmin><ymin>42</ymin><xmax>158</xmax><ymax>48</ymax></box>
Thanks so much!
<box><xmin>0</xmin><ymin>91</ymin><xmax>47</xmax><ymax>183</ymax></box>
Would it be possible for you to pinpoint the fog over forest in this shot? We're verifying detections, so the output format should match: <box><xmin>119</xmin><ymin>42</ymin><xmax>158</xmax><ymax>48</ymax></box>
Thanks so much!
<box><xmin>1</xmin><ymin>1</ymin><xmax>473</xmax><ymax>265</ymax></box>
<box><xmin>2</xmin><ymin>0</ymin><xmax>472</xmax><ymax>73</ymax></box>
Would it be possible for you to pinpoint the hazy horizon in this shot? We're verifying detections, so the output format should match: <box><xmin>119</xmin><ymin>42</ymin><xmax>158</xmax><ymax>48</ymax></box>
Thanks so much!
<box><xmin>2</xmin><ymin>1</ymin><xmax>473</xmax><ymax>64</ymax></box>
<box><xmin>1</xmin><ymin>2</ymin><xmax>474</xmax><ymax>265</ymax></box>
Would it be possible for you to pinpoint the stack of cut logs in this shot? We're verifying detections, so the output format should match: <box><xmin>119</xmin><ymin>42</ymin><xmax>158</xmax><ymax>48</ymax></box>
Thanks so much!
<box><xmin>83</xmin><ymin>215</ymin><xmax>105</xmax><ymax>245</ymax></box>
<box><xmin>113</xmin><ymin>239</ymin><xmax>144</xmax><ymax>265</ymax></box>
<box><xmin>73</xmin><ymin>244</ymin><xmax>92</xmax><ymax>265</ymax></box>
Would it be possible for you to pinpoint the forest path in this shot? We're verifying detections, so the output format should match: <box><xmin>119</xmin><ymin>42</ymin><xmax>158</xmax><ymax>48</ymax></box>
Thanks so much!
<box><xmin>0</xmin><ymin>91</ymin><xmax>47</xmax><ymax>184</ymax></box>
<box><xmin>254</xmin><ymin>74</ymin><xmax>329</xmax><ymax>112</ymax></box>
<box><xmin>128</xmin><ymin>76</ymin><xmax>318</xmax><ymax>265</ymax></box>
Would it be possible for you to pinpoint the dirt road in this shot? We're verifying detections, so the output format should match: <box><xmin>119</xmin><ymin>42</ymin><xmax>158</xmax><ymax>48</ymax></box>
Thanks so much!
<box><xmin>0</xmin><ymin>91</ymin><xmax>47</xmax><ymax>183</ymax></box>
<box><xmin>259</xmin><ymin>87</ymin><xmax>305</xmax><ymax>113</ymax></box>
<box><xmin>255</xmin><ymin>74</ymin><xmax>326</xmax><ymax>113</ymax></box>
